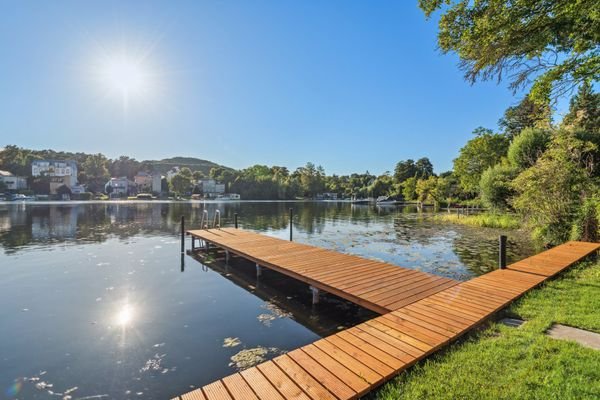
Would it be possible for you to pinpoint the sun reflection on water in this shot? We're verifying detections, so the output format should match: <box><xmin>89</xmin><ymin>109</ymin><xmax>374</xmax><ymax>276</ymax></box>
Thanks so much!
<box><xmin>116</xmin><ymin>305</ymin><xmax>135</xmax><ymax>326</ymax></box>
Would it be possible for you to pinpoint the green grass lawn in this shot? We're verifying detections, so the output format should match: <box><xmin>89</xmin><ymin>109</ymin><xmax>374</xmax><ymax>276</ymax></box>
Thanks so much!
<box><xmin>374</xmin><ymin>260</ymin><xmax>600</xmax><ymax>400</ymax></box>
<box><xmin>432</xmin><ymin>213</ymin><xmax>520</xmax><ymax>229</ymax></box>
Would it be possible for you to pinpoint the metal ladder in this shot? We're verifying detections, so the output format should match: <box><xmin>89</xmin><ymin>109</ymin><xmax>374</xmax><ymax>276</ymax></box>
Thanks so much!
<box><xmin>200</xmin><ymin>210</ymin><xmax>209</xmax><ymax>229</ymax></box>
<box><xmin>212</xmin><ymin>210</ymin><xmax>221</xmax><ymax>228</ymax></box>
<box><xmin>199</xmin><ymin>209</ymin><xmax>220</xmax><ymax>229</ymax></box>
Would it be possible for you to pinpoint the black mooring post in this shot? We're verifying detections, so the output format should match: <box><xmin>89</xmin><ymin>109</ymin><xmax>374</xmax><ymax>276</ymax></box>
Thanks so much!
<box><xmin>180</xmin><ymin>216</ymin><xmax>185</xmax><ymax>253</ymax></box>
<box><xmin>289</xmin><ymin>208</ymin><xmax>293</xmax><ymax>241</ymax></box>
<box><xmin>234</xmin><ymin>213</ymin><xmax>239</xmax><ymax>229</ymax></box>
<box><xmin>499</xmin><ymin>235</ymin><xmax>507</xmax><ymax>269</ymax></box>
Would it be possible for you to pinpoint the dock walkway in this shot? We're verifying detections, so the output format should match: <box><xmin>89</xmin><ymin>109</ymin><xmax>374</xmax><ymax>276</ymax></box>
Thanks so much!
<box><xmin>176</xmin><ymin>230</ymin><xmax>599</xmax><ymax>400</ymax></box>
<box><xmin>187</xmin><ymin>228</ymin><xmax>458</xmax><ymax>314</ymax></box>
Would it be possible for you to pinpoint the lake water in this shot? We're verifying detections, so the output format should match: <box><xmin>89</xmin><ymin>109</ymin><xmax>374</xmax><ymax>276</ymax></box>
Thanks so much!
<box><xmin>0</xmin><ymin>201</ymin><xmax>536</xmax><ymax>399</ymax></box>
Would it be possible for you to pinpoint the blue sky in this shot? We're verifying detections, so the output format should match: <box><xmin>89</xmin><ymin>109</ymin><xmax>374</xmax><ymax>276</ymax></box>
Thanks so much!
<box><xmin>0</xmin><ymin>1</ymin><xmax>563</xmax><ymax>174</ymax></box>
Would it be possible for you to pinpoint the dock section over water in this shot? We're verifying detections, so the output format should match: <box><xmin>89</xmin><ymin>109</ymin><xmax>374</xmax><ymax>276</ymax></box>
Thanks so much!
<box><xmin>176</xmin><ymin>231</ymin><xmax>599</xmax><ymax>400</ymax></box>
<box><xmin>186</xmin><ymin>228</ymin><xmax>458</xmax><ymax>314</ymax></box>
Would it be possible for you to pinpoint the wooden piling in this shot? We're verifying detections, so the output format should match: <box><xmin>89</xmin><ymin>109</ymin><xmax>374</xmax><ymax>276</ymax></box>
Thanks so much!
<box><xmin>289</xmin><ymin>208</ymin><xmax>293</xmax><ymax>241</ymax></box>
<box><xmin>499</xmin><ymin>235</ymin><xmax>507</xmax><ymax>269</ymax></box>
<box><xmin>180</xmin><ymin>216</ymin><xmax>185</xmax><ymax>253</ymax></box>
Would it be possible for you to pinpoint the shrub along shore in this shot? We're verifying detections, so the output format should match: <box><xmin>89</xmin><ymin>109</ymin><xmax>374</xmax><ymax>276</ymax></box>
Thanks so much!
<box><xmin>432</xmin><ymin>213</ymin><xmax>520</xmax><ymax>230</ymax></box>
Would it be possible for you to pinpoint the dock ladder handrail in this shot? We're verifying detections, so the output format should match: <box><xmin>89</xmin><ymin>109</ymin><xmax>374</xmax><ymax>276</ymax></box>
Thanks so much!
<box><xmin>200</xmin><ymin>210</ymin><xmax>209</xmax><ymax>229</ymax></box>
<box><xmin>212</xmin><ymin>210</ymin><xmax>221</xmax><ymax>229</ymax></box>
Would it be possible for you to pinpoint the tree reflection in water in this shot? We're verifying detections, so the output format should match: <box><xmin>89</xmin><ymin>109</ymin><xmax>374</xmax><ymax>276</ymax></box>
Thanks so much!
<box><xmin>0</xmin><ymin>201</ymin><xmax>537</xmax><ymax>279</ymax></box>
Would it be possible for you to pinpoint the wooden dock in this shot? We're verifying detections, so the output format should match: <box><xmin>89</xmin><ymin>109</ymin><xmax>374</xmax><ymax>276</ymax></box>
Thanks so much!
<box><xmin>175</xmin><ymin>229</ymin><xmax>599</xmax><ymax>400</ymax></box>
<box><xmin>186</xmin><ymin>228</ymin><xmax>458</xmax><ymax>314</ymax></box>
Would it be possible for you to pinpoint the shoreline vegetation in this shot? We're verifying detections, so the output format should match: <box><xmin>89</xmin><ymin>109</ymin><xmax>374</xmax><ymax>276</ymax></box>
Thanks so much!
<box><xmin>374</xmin><ymin>259</ymin><xmax>600</xmax><ymax>400</ymax></box>
<box><xmin>432</xmin><ymin>212</ymin><xmax>520</xmax><ymax>230</ymax></box>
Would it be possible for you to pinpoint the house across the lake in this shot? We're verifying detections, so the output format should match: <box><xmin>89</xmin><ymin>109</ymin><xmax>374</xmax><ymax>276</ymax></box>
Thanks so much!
<box><xmin>105</xmin><ymin>177</ymin><xmax>135</xmax><ymax>196</ymax></box>
<box><xmin>198</xmin><ymin>179</ymin><xmax>225</xmax><ymax>198</ymax></box>
<box><xmin>0</xmin><ymin>170</ymin><xmax>28</xmax><ymax>191</ymax></box>
<box><xmin>31</xmin><ymin>160</ymin><xmax>78</xmax><ymax>195</ymax></box>
<box><xmin>134</xmin><ymin>171</ymin><xmax>164</xmax><ymax>194</ymax></box>
<box><xmin>317</xmin><ymin>192</ymin><xmax>338</xmax><ymax>200</ymax></box>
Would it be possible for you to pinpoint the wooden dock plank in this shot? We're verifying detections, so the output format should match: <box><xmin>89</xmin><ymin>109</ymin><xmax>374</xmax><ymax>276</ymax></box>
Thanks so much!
<box><xmin>273</xmin><ymin>355</ymin><xmax>337</xmax><ymax>400</ymax></box>
<box><xmin>287</xmin><ymin>349</ymin><xmax>356</xmax><ymax>399</ymax></box>
<box><xmin>202</xmin><ymin>381</ymin><xmax>233</xmax><ymax>400</ymax></box>
<box><xmin>302</xmin><ymin>344</ymin><xmax>372</xmax><ymax>394</ymax></box>
<box><xmin>180</xmin><ymin>389</ymin><xmax>206</xmax><ymax>400</ymax></box>
<box><xmin>239</xmin><ymin>368</ymin><xmax>285</xmax><ymax>400</ymax></box>
<box><xmin>324</xmin><ymin>335</ymin><xmax>395</xmax><ymax>377</ymax></box>
<box><xmin>255</xmin><ymin>361</ymin><xmax>311</xmax><ymax>400</ymax></box>
<box><xmin>313</xmin><ymin>339</ymin><xmax>384</xmax><ymax>386</ymax></box>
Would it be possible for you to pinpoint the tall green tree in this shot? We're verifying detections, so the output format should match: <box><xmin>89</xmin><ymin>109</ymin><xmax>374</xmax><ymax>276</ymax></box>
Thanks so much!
<box><xmin>507</xmin><ymin>128</ymin><xmax>552</xmax><ymax>170</ymax></box>
<box><xmin>110</xmin><ymin>156</ymin><xmax>140</xmax><ymax>179</ymax></box>
<box><xmin>419</xmin><ymin>0</ymin><xmax>600</xmax><ymax>103</ymax></box>
<box><xmin>415</xmin><ymin>176</ymin><xmax>438</xmax><ymax>205</ymax></box>
<box><xmin>402</xmin><ymin>177</ymin><xmax>418</xmax><ymax>201</ymax></box>
<box><xmin>479</xmin><ymin>164</ymin><xmax>517</xmax><ymax>210</ymax></box>
<box><xmin>0</xmin><ymin>145</ymin><xmax>39</xmax><ymax>176</ymax></box>
<box><xmin>394</xmin><ymin>159</ymin><xmax>416</xmax><ymax>182</ymax></box>
<box><xmin>82</xmin><ymin>154</ymin><xmax>109</xmax><ymax>191</ymax></box>
<box><xmin>170</xmin><ymin>172</ymin><xmax>192</xmax><ymax>195</ymax></box>
<box><xmin>415</xmin><ymin>157</ymin><xmax>434</xmax><ymax>179</ymax></box>
<box><xmin>562</xmin><ymin>81</ymin><xmax>600</xmax><ymax>134</ymax></box>
<box><xmin>192</xmin><ymin>170</ymin><xmax>205</xmax><ymax>181</ymax></box>
<box><xmin>498</xmin><ymin>96</ymin><xmax>552</xmax><ymax>139</ymax></box>
<box><xmin>453</xmin><ymin>128</ymin><xmax>510</xmax><ymax>194</ymax></box>
<box><xmin>370</xmin><ymin>174</ymin><xmax>394</xmax><ymax>197</ymax></box>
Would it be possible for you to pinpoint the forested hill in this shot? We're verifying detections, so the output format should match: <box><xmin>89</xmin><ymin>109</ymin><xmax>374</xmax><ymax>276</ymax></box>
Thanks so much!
<box><xmin>143</xmin><ymin>157</ymin><xmax>233</xmax><ymax>175</ymax></box>
<box><xmin>0</xmin><ymin>146</ymin><xmax>232</xmax><ymax>177</ymax></box>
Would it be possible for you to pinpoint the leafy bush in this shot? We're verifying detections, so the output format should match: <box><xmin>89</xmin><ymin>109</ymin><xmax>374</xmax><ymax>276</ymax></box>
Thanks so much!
<box><xmin>507</xmin><ymin>128</ymin><xmax>551</xmax><ymax>170</ymax></box>
<box><xmin>479</xmin><ymin>164</ymin><xmax>517</xmax><ymax>210</ymax></box>
<box><xmin>453</xmin><ymin>127</ymin><xmax>510</xmax><ymax>194</ymax></box>
<box><xmin>570</xmin><ymin>197</ymin><xmax>599</xmax><ymax>242</ymax></box>
<box><xmin>512</xmin><ymin>132</ymin><xmax>596</xmax><ymax>245</ymax></box>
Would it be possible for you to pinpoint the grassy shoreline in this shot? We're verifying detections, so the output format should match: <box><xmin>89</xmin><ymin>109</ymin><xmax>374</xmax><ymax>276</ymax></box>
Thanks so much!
<box><xmin>433</xmin><ymin>212</ymin><xmax>520</xmax><ymax>229</ymax></box>
<box><xmin>373</xmin><ymin>260</ymin><xmax>600</xmax><ymax>399</ymax></box>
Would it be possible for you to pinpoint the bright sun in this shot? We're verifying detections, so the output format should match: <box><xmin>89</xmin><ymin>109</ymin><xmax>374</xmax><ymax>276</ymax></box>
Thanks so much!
<box><xmin>93</xmin><ymin>49</ymin><xmax>155</xmax><ymax>108</ymax></box>
<box><xmin>100</xmin><ymin>54</ymin><xmax>150</xmax><ymax>97</ymax></box>
<box><xmin>103</xmin><ymin>56</ymin><xmax>146</xmax><ymax>95</ymax></box>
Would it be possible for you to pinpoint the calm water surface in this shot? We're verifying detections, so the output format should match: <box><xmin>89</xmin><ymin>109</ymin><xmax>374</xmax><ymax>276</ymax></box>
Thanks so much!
<box><xmin>0</xmin><ymin>201</ymin><xmax>536</xmax><ymax>399</ymax></box>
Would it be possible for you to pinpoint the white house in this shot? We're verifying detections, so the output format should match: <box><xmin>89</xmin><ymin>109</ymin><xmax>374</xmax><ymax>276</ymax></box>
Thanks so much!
<box><xmin>105</xmin><ymin>177</ymin><xmax>134</xmax><ymax>196</ymax></box>
<box><xmin>31</xmin><ymin>160</ymin><xmax>78</xmax><ymax>194</ymax></box>
<box><xmin>152</xmin><ymin>174</ymin><xmax>163</xmax><ymax>193</ymax></box>
<box><xmin>198</xmin><ymin>179</ymin><xmax>226</xmax><ymax>198</ymax></box>
<box><xmin>0</xmin><ymin>170</ymin><xmax>27</xmax><ymax>191</ymax></box>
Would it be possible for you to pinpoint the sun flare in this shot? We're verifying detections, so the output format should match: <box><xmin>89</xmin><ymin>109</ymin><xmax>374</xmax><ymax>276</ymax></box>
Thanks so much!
<box><xmin>103</xmin><ymin>57</ymin><xmax>146</xmax><ymax>94</ymax></box>
<box><xmin>116</xmin><ymin>305</ymin><xmax>135</xmax><ymax>326</ymax></box>
<box><xmin>98</xmin><ymin>53</ymin><xmax>151</xmax><ymax>98</ymax></box>
<box><xmin>90</xmin><ymin>46</ymin><xmax>159</xmax><ymax>110</ymax></box>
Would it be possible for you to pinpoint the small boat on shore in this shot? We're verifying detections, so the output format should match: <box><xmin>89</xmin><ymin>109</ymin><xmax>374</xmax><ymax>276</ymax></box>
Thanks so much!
<box><xmin>10</xmin><ymin>194</ymin><xmax>35</xmax><ymax>201</ymax></box>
